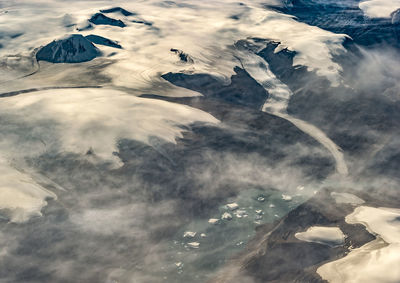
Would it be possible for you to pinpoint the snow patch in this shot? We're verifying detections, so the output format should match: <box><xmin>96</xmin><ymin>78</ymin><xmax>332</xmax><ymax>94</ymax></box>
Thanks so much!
<box><xmin>281</xmin><ymin>194</ymin><xmax>292</xmax><ymax>201</ymax></box>
<box><xmin>318</xmin><ymin>206</ymin><xmax>400</xmax><ymax>283</ymax></box>
<box><xmin>183</xmin><ymin>231</ymin><xmax>196</xmax><ymax>238</ymax></box>
<box><xmin>295</xmin><ymin>226</ymin><xmax>345</xmax><ymax>247</ymax></box>
<box><xmin>221</xmin><ymin>212</ymin><xmax>233</xmax><ymax>220</ymax></box>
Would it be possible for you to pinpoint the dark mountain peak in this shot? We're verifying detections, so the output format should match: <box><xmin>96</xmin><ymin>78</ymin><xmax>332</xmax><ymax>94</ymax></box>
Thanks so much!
<box><xmin>36</xmin><ymin>34</ymin><xmax>100</xmax><ymax>63</ymax></box>
<box><xmin>89</xmin><ymin>13</ymin><xmax>126</xmax><ymax>27</ymax></box>
<box><xmin>100</xmin><ymin>7</ymin><xmax>135</xmax><ymax>16</ymax></box>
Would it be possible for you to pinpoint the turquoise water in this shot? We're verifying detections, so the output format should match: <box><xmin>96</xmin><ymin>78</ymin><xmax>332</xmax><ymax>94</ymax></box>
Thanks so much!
<box><xmin>152</xmin><ymin>187</ymin><xmax>308</xmax><ymax>282</ymax></box>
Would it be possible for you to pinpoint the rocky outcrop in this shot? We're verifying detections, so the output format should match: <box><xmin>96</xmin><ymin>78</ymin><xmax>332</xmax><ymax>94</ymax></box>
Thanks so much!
<box><xmin>89</xmin><ymin>13</ymin><xmax>126</xmax><ymax>27</ymax></box>
<box><xmin>36</xmin><ymin>34</ymin><xmax>100</xmax><ymax>63</ymax></box>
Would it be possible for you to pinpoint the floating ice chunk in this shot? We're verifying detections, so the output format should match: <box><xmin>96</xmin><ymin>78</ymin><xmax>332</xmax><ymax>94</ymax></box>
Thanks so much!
<box><xmin>282</xmin><ymin>194</ymin><xmax>292</xmax><ymax>201</ymax></box>
<box><xmin>183</xmin><ymin>231</ymin><xmax>196</xmax><ymax>238</ymax></box>
<box><xmin>331</xmin><ymin>192</ymin><xmax>365</xmax><ymax>205</ymax></box>
<box><xmin>200</xmin><ymin>233</ymin><xmax>207</xmax><ymax>238</ymax></box>
<box><xmin>175</xmin><ymin>262</ymin><xmax>183</xmax><ymax>268</ymax></box>
<box><xmin>234</xmin><ymin>210</ymin><xmax>247</xmax><ymax>218</ymax></box>
<box><xmin>257</xmin><ymin>196</ymin><xmax>265</xmax><ymax>202</ymax></box>
<box><xmin>187</xmin><ymin>242</ymin><xmax>200</xmax><ymax>249</ymax></box>
<box><xmin>297</xmin><ymin>186</ymin><xmax>305</xmax><ymax>191</ymax></box>
<box><xmin>255</xmin><ymin>210</ymin><xmax>263</xmax><ymax>215</ymax></box>
<box><xmin>221</xmin><ymin>212</ymin><xmax>233</xmax><ymax>220</ymax></box>
<box><xmin>226</xmin><ymin>203</ymin><xmax>239</xmax><ymax>211</ymax></box>
<box><xmin>295</xmin><ymin>226</ymin><xmax>345</xmax><ymax>247</ymax></box>
<box><xmin>269</xmin><ymin>204</ymin><xmax>275</xmax><ymax>208</ymax></box>
<box><xmin>208</xmin><ymin>218</ymin><xmax>219</xmax><ymax>224</ymax></box>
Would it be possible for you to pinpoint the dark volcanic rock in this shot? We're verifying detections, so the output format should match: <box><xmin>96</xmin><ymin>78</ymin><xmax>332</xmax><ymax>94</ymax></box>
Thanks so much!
<box><xmin>170</xmin><ymin>48</ymin><xmax>193</xmax><ymax>63</ymax></box>
<box><xmin>162</xmin><ymin>67</ymin><xmax>268</xmax><ymax>109</ymax></box>
<box><xmin>36</xmin><ymin>34</ymin><xmax>100</xmax><ymax>63</ymax></box>
<box><xmin>89</xmin><ymin>13</ymin><xmax>126</xmax><ymax>27</ymax></box>
<box><xmin>100</xmin><ymin>7</ymin><xmax>135</xmax><ymax>16</ymax></box>
<box><xmin>131</xmin><ymin>19</ymin><xmax>153</xmax><ymax>26</ymax></box>
<box><xmin>85</xmin><ymin>34</ymin><xmax>122</xmax><ymax>49</ymax></box>
<box><xmin>76</xmin><ymin>23</ymin><xmax>93</xmax><ymax>31</ymax></box>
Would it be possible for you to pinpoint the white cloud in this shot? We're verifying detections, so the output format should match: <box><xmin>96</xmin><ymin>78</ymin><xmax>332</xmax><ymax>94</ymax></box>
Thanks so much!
<box><xmin>359</xmin><ymin>0</ymin><xmax>400</xmax><ymax>18</ymax></box>
<box><xmin>0</xmin><ymin>157</ymin><xmax>56</xmax><ymax>223</ymax></box>
<box><xmin>0</xmin><ymin>88</ymin><xmax>219</xmax><ymax>167</ymax></box>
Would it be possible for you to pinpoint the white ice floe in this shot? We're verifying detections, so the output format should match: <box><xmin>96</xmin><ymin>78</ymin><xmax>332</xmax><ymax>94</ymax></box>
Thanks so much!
<box><xmin>226</xmin><ymin>203</ymin><xmax>239</xmax><ymax>211</ymax></box>
<box><xmin>183</xmin><ymin>231</ymin><xmax>196</xmax><ymax>238</ymax></box>
<box><xmin>187</xmin><ymin>242</ymin><xmax>200</xmax><ymax>249</ymax></box>
<box><xmin>295</xmin><ymin>226</ymin><xmax>345</xmax><ymax>247</ymax></box>
<box><xmin>0</xmin><ymin>157</ymin><xmax>56</xmax><ymax>223</ymax></box>
<box><xmin>318</xmin><ymin>206</ymin><xmax>400</xmax><ymax>283</ymax></box>
<box><xmin>281</xmin><ymin>194</ymin><xmax>293</xmax><ymax>201</ymax></box>
<box><xmin>221</xmin><ymin>212</ymin><xmax>233</xmax><ymax>220</ymax></box>
<box><xmin>0</xmin><ymin>88</ymin><xmax>219</xmax><ymax>167</ymax></box>
<box><xmin>331</xmin><ymin>192</ymin><xmax>365</xmax><ymax>205</ymax></box>
<box><xmin>208</xmin><ymin>218</ymin><xmax>219</xmax><ymax>224</ymax></box>
<box><xmin>257</xmin><ymin>197</ymin><xmax>265</xmax><ymax>202</ymax></box>
<box><xmin>234</xmin><ymin>210</ymin><xmax>247</xmax><ymax>218</ymax></box>
<box><xmin>200</xmin><ymin>233</ymin><xmax>207</xmax><ymax>238</ymax></box>
<box><xmin>359</xmin><ymin>0</ymin><xmax>400</xmax><ymax>19</ymax></box>
<box><xmin>255</xmin><ymin>210</ymin><xmax>263</xmax><ymax>215</ymax></box>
